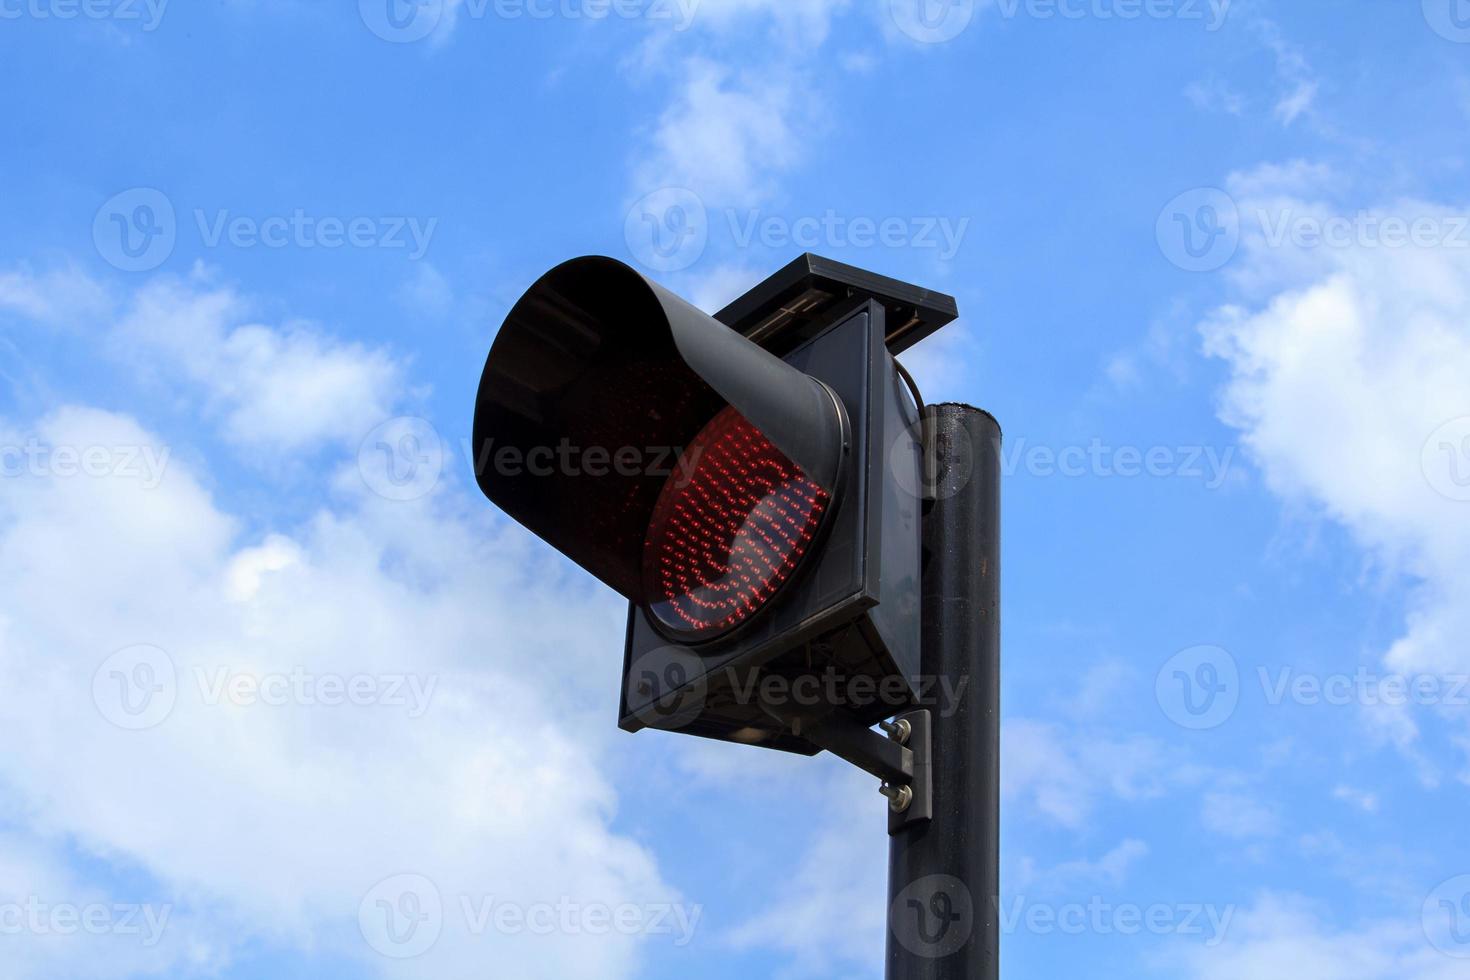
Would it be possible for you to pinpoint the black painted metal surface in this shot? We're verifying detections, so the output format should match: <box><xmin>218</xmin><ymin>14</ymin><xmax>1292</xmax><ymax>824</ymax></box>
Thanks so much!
<box><xmin>886</xmin><ymin>404</ymin><xmax>1001</xmax><ymax>980</ymax></box>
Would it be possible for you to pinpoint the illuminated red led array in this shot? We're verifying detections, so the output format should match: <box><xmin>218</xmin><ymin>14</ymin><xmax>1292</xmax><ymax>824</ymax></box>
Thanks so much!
<box><xmin>643</xmin><ymin>406</ymin><xmax>830</xmax><ymax>636</ymax></box>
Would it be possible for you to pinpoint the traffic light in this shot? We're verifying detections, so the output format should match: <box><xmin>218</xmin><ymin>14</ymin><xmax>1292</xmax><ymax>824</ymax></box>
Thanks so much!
<box><xmin>472</xmin><ymin>254</ymin><xmax>957</xmax><ymax>756</ymax></box>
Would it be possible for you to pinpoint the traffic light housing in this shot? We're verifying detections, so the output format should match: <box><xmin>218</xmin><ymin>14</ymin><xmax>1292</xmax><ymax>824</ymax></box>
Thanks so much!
<box><xmin>472</xmin><ymin>254</ymin><xmax>957</xmax><ymax>755</ymax></box>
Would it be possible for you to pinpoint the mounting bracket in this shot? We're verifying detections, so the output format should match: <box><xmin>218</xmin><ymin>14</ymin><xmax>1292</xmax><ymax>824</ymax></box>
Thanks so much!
<box><xmin>761</xmin><ymin>698</ymin><xmax>934</xmax><ymax>835</ymax></box>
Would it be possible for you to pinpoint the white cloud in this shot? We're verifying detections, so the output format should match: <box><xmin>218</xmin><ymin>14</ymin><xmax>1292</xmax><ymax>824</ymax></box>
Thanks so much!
<box><xmin>1184</xmin><ymin>18</ymin><xmax>1318</xmax><ymax>127</ymax></box>
<box><xmin>1332</xmin><ymin>785</ymin><xmax>1380</xmax><ymax>813</ymax></box>
<box><xmin>3</xmin><ymin>262</ymin><xmax>407</xmax><ymax>457</ymax></box>
<box><xmin>1166</xmin><ymin>893</ymin><xmax>1458</xmax><ymax>980</ymax></box>
<box><xmin>0</xmin><ymin>275</ymin><xmax>680</xmax><ymax>978</ymax></box>
<box><xmin>0</xmin><ymin>403</ymin><xmax>674</xmax><ymax>978</ymax></box>
<box><xmin>1016</xmin><ymin>839</ymin><xmax>1149</xmax><ymax>894</ymax></box>
<box><xmin>1253</xmin><ymin>18</ymin><xmax>1319</xmax><ymax>127</ymax></box>
<box><xmin>633</xmin><ymin>56</ymin><xmax>810</xmax><ymax>203</ymax></box>
<box><xmin>676</xmin><ymin>260</ymin><xmax>770</xmax><ymax>313</ymax></box>
<box><xmin>1201</xmin><ymin>164</ymin><xmax>1470</xmax><ymax>766</ymax></box>
<box><xmin>108</xmin><ymin>269</ymin><xmax>403</xmax><ymax>455</ymax></box>
<box><xmin>686</xmin><ymin>0</ymin><xmax>850</xmax><ymax>43</ymax></box>
<box><xmin>1274</xmin><ymin>79</ymin><xmax>1319</xmax><ymax>127</ymax></box>
<box><xmin>624</xmin><ymin>1</ymin><xmax>857</xmax><ymax>210</ymax></box>
<box><xmin>0</xmin><ymin>264</ymin><xmax>112</xmax><ymax>326</ymax></box>
<box><xmin>1184</xmin><ymin>76</ymin><xmax>1246</xmax><ymax>116</ymax></box>
<box><xmin>893</xmin><ymin>319</ymin><xmax>984</xmax><ymax>407</ymax></box>
<box><xmin>1201</xmin><ymin>790</ymin><xmax>1278</xmax><ymax>839</ymax></box>
<box><xmin>1062</xmin><ymin>659</ymin><xmax>1135</xmax><ymax>719</ymax></box>
<box><xmin>1004</xmin><ymin>720</ymin><xmax>1198</xmax><ymax>829</ymax></box>
<box><xmin>417</xmin><ymin>0</ymin><xmax>848</xmax><ymax>47</ymax></box>
<box><xmin>1101</xmin><ymin>304</ymin><xmax>1196</xmax><ymax>392</ymax></box>
<box><xmin>1228</xmin><ymin>158</ymin><xmax>1335</xmax><ymax>200</ymax></box>
<box><xmin>0</xmin><ymin>830</ymin><xmax>229</xmax><ymax>979</ymax></box>
<box><xmin>396</xmin><ymin>262</ymin><xmax>454</xmax><ymax>318</ymax></box>
<box><xmin>725</xmin><ymin>768</ymin><xmax>885</xmax><ymax>979</ymax></box>
<box><xmin>723</xmin><ymin>671</ymin><xmax>1205</xmax><ymax>977</ymax></box>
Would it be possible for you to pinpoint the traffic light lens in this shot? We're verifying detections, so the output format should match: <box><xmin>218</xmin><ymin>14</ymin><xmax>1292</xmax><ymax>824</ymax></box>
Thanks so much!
<box><xmin>643</xmin><ymin>406</ymin><xmax>831</xmax><ymax>637</ymax></box>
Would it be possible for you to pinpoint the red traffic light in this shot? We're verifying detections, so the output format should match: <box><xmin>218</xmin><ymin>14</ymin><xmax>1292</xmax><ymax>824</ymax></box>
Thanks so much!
<box><xmin>643</xmin><ymin>405</ymin><xmax>835</xmax><ymax>639</ymax></box>
<box><xmin>472</xmin><ymin>254</ymin><xmax>956</xmax><ymax>753</ymax></box>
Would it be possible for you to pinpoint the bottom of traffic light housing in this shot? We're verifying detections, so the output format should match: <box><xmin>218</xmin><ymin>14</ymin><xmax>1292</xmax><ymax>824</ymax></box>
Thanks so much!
<box><xmin>683</xmin><ymin>624</ymin><xmax>923</xmax><ymax>755</ymax></box>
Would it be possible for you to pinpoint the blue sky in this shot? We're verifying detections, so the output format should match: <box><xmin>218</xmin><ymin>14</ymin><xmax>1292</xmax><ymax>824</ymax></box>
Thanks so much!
<box><xmin>3</xmin><ymin>1</ymin><xmax>1470</xmax><ymax>977</ymax></box>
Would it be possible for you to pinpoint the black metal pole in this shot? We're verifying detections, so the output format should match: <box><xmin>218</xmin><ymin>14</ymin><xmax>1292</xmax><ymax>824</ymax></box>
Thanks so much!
<box><xmin>886</xmin><ymin>403</ymin><xmax>1001</xmax><ymax>980</ymax></box>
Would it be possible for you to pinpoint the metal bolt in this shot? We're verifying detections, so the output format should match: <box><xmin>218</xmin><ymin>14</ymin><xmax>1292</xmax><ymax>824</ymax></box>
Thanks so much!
<box><xmin>880</xmin><ymin>718</ymin><xmax>912</xmax><ymax>744</ymax></box>
<box><xmin>880</xmin><ymin>782</ymin><xmax>913</xmax><ymax>813</ymax></box>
